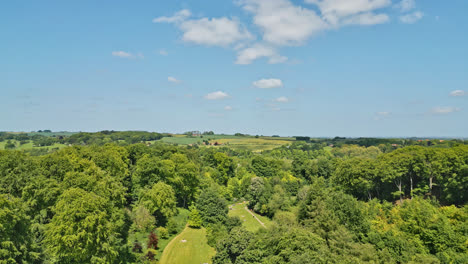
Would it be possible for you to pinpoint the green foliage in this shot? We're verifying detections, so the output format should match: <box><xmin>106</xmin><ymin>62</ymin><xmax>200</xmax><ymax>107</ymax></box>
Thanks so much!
<box><xmin>44</xmin><ymin>188</ymin><xmax>127</xmax><ymax>263</ymax></box>
<box><xmin>188</xmin><ymin>207</ymin><xmax>203</xmax><ymax>228</ymax></box>
<box><xmin>196</xmin><ymin>187</ymin><xmax>228</xmax><ymax>225</ymax></box>
<box><xmin>0</xmin><ymin>138</ymin><xmax>466</xmax><ymax>263</ymax></box>
<box><xmin>131</xmin><ymin>205</ymin><xmax>155</xmax><ymax>232</ymax></box>
<box><xmin>157</xmin><ymin>227</ymin><xmax>169</xmax><ymax>239</ymax></box>
<box><xmin>140</xmin><ymin>182</ymin><xmax>177</xmax><ymax>225</ymax></box>
<box><xmin>0</xmin><ymin>194</ymin><xmax>38</xmax><ymax>263</ymax></box>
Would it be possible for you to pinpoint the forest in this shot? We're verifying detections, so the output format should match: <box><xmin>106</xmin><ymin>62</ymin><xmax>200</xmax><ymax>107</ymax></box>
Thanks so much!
<box><xmin>0</xmin><ymin>132</ymin><xmax>467</xmax><ymax>263</ymax></box>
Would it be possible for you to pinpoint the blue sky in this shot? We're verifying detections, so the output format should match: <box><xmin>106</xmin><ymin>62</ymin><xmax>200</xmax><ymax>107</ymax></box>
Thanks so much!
<box><xmin>1</xmin><ymin>0</ymin><xmax>467</xmax><ymax>137</ymax></box>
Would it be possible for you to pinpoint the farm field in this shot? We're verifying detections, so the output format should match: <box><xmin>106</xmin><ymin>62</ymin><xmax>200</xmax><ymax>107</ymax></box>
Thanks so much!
<box><xmin>228</xmin><ymin>202</ymin><xmax>272</xmax><ymax>232</ymax></box>
<box><xmin>159</xmin><ymin>226</ymin><xmax>215</xmax><ymax>264</ymax></box>
<box><xmin>208</xmin><ymin>137</ymin><xmax>291</xmax><ymax>152</ymax></box>
<box><xmin>160</xmin><ymin>134</ymin><xmax>293</xmax><ymax>152</ymax></box>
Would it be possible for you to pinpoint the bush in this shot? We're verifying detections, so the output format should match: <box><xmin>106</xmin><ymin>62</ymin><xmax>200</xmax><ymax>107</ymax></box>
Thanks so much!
<box><xmin>167</xmin><ymin>218</ymin><xmax>179</xmax><ymax>234</ymax></box>
<box><xmin>157</xmin><ymin>227</ymin><xmax>169</xmax><ymax>239</ymax></box>
<box><xmin>188</xmin><ymin>208</ymin><xmax>202</xmax><ymax>228</ymax></box>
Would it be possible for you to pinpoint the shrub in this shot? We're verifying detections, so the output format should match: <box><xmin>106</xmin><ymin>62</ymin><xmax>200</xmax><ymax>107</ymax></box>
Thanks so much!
<box><xmin>157</xmin><ymin>227</ymin><xmax>169</xmax><ymax>239</ymax></box>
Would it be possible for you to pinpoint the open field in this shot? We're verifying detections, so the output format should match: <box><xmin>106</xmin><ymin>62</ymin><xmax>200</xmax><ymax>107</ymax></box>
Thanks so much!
<box><xmin>0</xmin><ymin>140</ymin><xmax>67</xmax><ymax>151</ymax></box>
<box><xmin>229</xmin><ymin>202</ymin><xmax>272</xmax><ymax>232</ymax></box>
<box><xmin>159</xmin><ymin>226</ymin><xmax>215</xmax><ymax>264</ymax></box>
<box><xmin>161</xmin><ymin>134</ymin><xmax>293</xmax><ymax>152</ymax></box>
<box><xmin>208</xmin><ymin>138</ymin><xmax>291</xmax><ymax>152</ymax></box>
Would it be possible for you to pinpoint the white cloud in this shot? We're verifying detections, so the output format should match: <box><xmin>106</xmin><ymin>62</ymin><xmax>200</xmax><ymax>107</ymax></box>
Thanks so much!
<box><xmin>204</xmin><ymin>91</ymin><xmax>230</xmax><ymax>100</ymax></box>
<box><xmin>275</xmin><ymin>96</ymin><xmax>289</xmax><ymax>103</ymax></box>
<box><xmin>240</xmin><ymin>0</ymin><xmax>328</xmax><ymax>46</ymax></box>
<box><xmin>112</xmin><ymin>51</ymin><xmax>144</xmax><ymax>59</ymax></box>
<box><xmin>376</xmin><ymin>111</ymin><xmax>391</xmax><ymax>116</ymax></box>
<box><xmin>375</xmin><ymin>111</ymin><xmax>391</xmax><ymax>120</ymax></box>
<box><xmin>449</xmin><ymin>90</ymin><xmax>465</xmax><ymax>97</ymax></box>
<box><xmin>153</xmin><ymin>9</ymin><xmax>191</xmax><ymax>23</ymax></box>
<box><xmin>236</xmin><ymin>44</ymin><xmax>287</xmax><ymax>65</ymax></box>
<box><xmin>431</xmin><ymin>106</ymin><xmax>461</xmax><ymax>114</ymax></box>
<box><xmin>342</xmin><ymin>12</ymin><xmax>389</xmax><ymax>26</ymax></box>
<box><xmin>154</xmin><ymin>10</ymin><xmax>252</xmax><ymax>47</ymax></box>
<box><xmin>397</xmin><ymin>0</ymin><xmax>416</xmax><ymax>12</ymax></box>
<box><xmin>159</xmin><ymin>49</ymin><xmax>168</xmax><ymax>56</ymax></box>
<box><xmin>179</xmin><ymin>17</ymin><xmax>253</xmax><ymax>46</ymax></box>
<box><xmin>155</xmin><ymin>1</ymin><xmax>417</xmax><ymax>64</ymax></box>
<box><xmin>224</xmin><ymin>105</ymin><xmax>233</xmax><ymax>111</ymax></box>
<box><xmin>305</xmin><ymin>0</ymin><xmax>391</xmax><ymax>26</ymax></box>
<box><xmin>400</xmin><ymin>11</ymin><xmax>424</xmax><ymax>24</ymax></box>
<box><xmin>253</xmin><ymin>78</ymin><xmax>283</xmax><ymax>89</ymax></box>
<box><xmin>168</xmin><ymin>76</ymin><xmax>181</xmax><ymax>83</ymax></box>
<box><xmin>112</xmin><ymin>51</ymin><xmax>133</xmax><ymax>58</ymax></box>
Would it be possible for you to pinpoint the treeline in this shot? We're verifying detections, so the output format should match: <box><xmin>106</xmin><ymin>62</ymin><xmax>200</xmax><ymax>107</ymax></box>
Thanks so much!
<box><xmin>0</xmin><ymin>141</ymin><xmax>467</xmax><ymax>263</ymax></box>
<box><xmin>0</xmin><ymin>131</ymin><xmax>169</xmax><ymax>148</ymax></box>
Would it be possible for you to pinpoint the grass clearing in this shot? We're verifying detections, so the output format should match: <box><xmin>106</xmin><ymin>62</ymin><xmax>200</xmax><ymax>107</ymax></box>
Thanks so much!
<box><xmin>159</xmin><ymin>226</ymin><xmax>215</xmax><ymax>264</ymax></box>
<box><xmin>228</xmin><ymin>202</ymin><xmax>272</xmax><ymax>232</ymax></box>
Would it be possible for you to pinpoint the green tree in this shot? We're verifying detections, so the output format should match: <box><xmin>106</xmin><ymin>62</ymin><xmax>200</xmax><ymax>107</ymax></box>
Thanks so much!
<box><xmin>196</xmin><ymin>187</ymin><xmax>228</xmax><ymax>225</ymax></box>
<box><xmin>140</xmin><ymin>182</ymin><xmax>177</xmax><ymax>225</ymax></box>
<box><xmin>188</xmin><ymin>207</ymin><xmax>202</xmax><ymax>228</ymax></box>
<box><xmin>0</xmin><ymin>194</ymin><xmax>38</xmax><ymax>263</ymax></box>
<box><xmin>44</xmin><ymin>188</ymin><xmax>127</xmax><ymax>263</ymax></box>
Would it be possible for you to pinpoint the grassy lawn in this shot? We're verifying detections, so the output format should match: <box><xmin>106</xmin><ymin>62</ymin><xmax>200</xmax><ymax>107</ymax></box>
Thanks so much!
<box><xmin>159</xmin><ymin>226</ymin><xmax>215</xmax><ymax>264</ymax></box>
<box><xmin>228</xmin><ymin>202</ymin><xmax>272</xmax><ymax>232</ymax></box>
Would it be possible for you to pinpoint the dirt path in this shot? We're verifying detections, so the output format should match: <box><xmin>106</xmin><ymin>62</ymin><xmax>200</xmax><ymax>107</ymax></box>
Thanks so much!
<box><xmin>244</xmin><ymin>206</ymin><xmax>266</xmax><ymax>228</ymax></box>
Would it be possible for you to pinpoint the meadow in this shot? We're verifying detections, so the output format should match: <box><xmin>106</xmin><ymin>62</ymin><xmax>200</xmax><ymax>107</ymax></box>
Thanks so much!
<box><xmin>159</xmin><ymin>226</ymin><xmax>215</xmax><ymax>264</ymax></box>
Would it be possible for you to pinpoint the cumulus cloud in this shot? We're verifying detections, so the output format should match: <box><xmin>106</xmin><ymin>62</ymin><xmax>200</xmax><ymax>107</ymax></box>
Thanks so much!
<box><xmin>275</xmin><ymin>96</ymin><xmax>289</xmax><ymax>103</ymax></box>
<box><xmin>168</xmin><ymin>76</ymin><xmax>181</xmax><ymax>83</ymax></box>
<box><xmin>240</xmin><ymin>0</ymin><xmax>328</xmax><ymax>46</ymax></box>
<box><xmin>431</xmin><ymin>106</ymin><xmax>461</xmax><ymax>114</ymax></box>
<box><xmin>400</xmin><ymin>11</ymin><xmax>424</xmax><ymax>24</ymax></box>
<box><xmin>236</xmin><ymin>44</ymin><xmax>287</xmax><ymax>65</ymax></box>
<box><xmin>449</xmin><ymin>90</ymin><xmax>465</xmax><ymax>97</ymax></box>
<box><xmin>112</xmin><ymin>51</ymin><xmax>143</xmax><ymax>59</ymax></box>
<box><xmin>179</xmin><ymin>17</ymin><xmax>252</xmax><ymax>46</ymax></box>
<box><xmin>154</xmin><ymin>10</ymin><xmax>252</xmax><ymax>47</ymax></box>
<box><xmin>305</xmin><ymin>0</ymin><xmax>391</xmax><ymax>26</ymax></box>
<box><xmin>204</xmin><ymin>91</ymin><xmax>230</xmax><ymax>100</ymax></box>
<box><xmin>397</xmin><ymin>0</ymin><xmax>416</xmax><ymax>12</ymax></box>
<box><xmin>253</xmin><ymin>78</ymin><xmax>283</xmax><ymax>89</ymax></box>
<box><xmin>155</xmin><ymin>0</ymin><xmax>418</xmax><ymax>64</ymax></box>
<box><xmin>224</xmin><ymin>105</ymin><xmax>233</xmax><ymax>111</ymax></box>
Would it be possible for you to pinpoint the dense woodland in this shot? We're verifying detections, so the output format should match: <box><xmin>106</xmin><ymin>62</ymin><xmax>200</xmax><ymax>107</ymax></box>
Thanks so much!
<box><xmin>0</xmin><ymin>132</ymin><xmax>467</xmax><ymax>263</ymax></box>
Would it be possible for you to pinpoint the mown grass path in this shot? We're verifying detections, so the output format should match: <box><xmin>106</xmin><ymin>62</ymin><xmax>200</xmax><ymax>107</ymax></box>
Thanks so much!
<box><xmin>228</xmin><ymin>202</ymin><xmax>272</xmax><ymax>232</ymax></box>
<box><xmin>159</xmin><ymin>226</ymin><xmax>215</xmax><ymax>264</ymax></box>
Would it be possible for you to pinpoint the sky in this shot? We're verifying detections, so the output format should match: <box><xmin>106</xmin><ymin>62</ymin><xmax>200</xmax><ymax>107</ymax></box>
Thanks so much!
<box><xmin>1</xmin><ymin>0</ymin><xmax>467</xmax><ymax>137</ymax></box>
